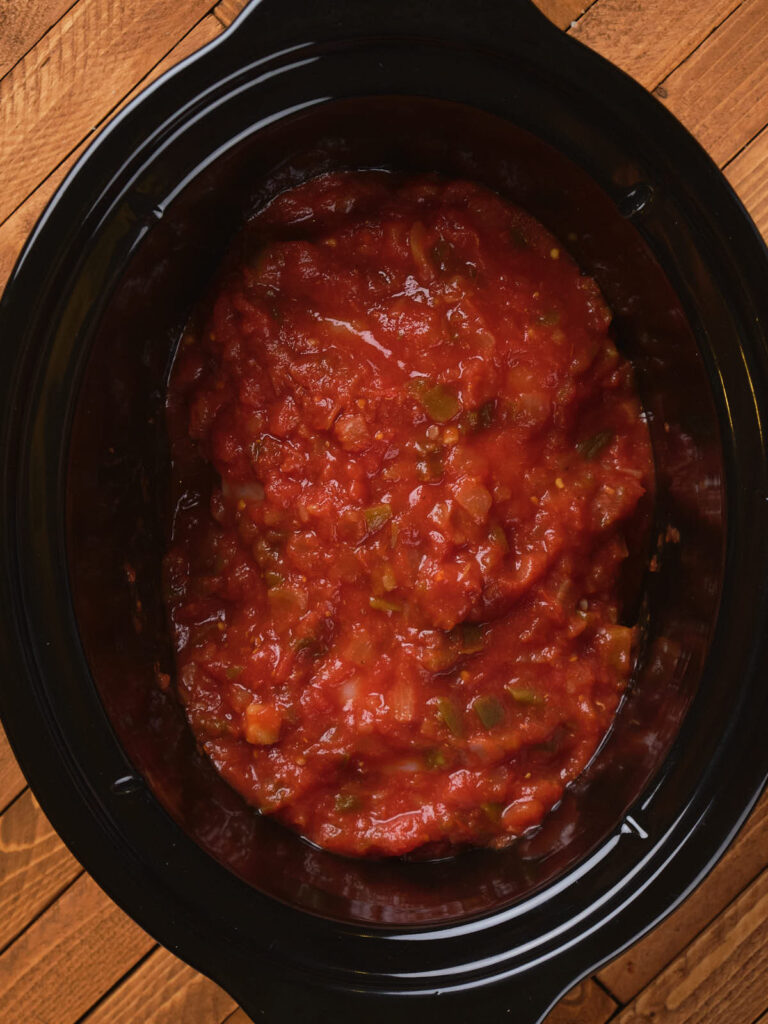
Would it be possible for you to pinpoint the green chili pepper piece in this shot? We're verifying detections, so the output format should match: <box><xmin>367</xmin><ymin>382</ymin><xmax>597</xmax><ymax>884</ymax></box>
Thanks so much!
<box><xmin>453</xmin><ymin>622</ymin><xmax>485</xmax><ymax>654</ymax></box>
<box><xmin>417</xmin><ymin>449</ymin><xmax>445</xmax><ymax>481</ymax></box>
<box><xmin>473</xmin><ymin>695</ymin><xmax>504</xmax><ymax>730</ymax></box>
<box><xmin>577</xmin><ymin>430</ymin><xmax>613</xmax><ymax>460</ymax></box>
<box><xmin>489</xmin><ymin>523</ymin><xmax>509</xmax><ymax>552</ymax></box>
<box><xmin>482</xmin><ymin>801</ymin><xmax>504</xmax><ymax>822</ymax></box>
<box><xmin>425</xmin><ymin>748</ymin><xmax>448</xmax><ymax>770</ymax></box>
<box><xmin>409</xmin><ymin>379</ymin><xmax>461</xmax><ymax>423</ymax></box>
<box><xmin>363</xmin><ymin>503</ymin><xmax>392</xmax><ymax>533</ymax></box>
<box><xmin>436</xmin><ymin>697</ymin><xmax>464</xmax><ymax>737</ymax></box>
<box><xmin>369</xmin><ymin>595</ymin><xmax>403</xmax><ymax>613</ymax></box>
<box><xmin>477</xmin><ymin>399</ymin><xmax>496</xmax><ymax>430</ymax></box>
<box><xmin>506</xmin><ymin>686</ymin><xmax>545</xmax><ymax>706</ymax></box>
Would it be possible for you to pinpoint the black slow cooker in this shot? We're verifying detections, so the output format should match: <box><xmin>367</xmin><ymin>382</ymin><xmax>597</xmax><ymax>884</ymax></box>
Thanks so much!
<box><xmin>2</xmin><ymin>1</ymin><xmax>768</xmax><ymax>1020</ymax></box>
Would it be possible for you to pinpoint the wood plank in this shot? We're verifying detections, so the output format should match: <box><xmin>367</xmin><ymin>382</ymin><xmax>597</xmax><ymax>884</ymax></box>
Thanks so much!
<box><xmin>222</xmin><ymin>1011</ymin><xmax>252</xmax><ymax>1024</ymax></box>
<box><xmin>543</xmin><ymin>979</ymin><xmax>617</xmax><ymax>1023</ymax></box>
<box><xmin>83</xmin><ymin>945</ymin><xmax>236</xmax><ymax>1024</ymax></box>
<box><xmin>570</xmin><ymin>0</ymin><xmax>740</xmax><ymax>88</ymax></box>
<box><xmin>0</xmin><ymin>0</ymin><xmax>74</xmax><ymax>80</ymax></box>
<box><xmin>0</xmin><ymin>0</ymin><xmax>215</xmax><ymax>226</ymax></box>
<box><xmin>599</xmin><ymin>791</ymin><xmax>768</xmax><ymax>1001</ymax></box>
<box><xmin>726</xmin><ymin>124</ymin><xmax>768</xmax><ymax>240</ymax></box>
<box><xmin>0</xmin><ymin>156</ymin><xmax>72</xmax><ymax>294</ymax></box>
<box><xmin>614</xmin><ymin>866</ymin><xmax>768</xmax><ymax>1023</ymax></box>
<box><xmin>0</xmin><ymin>789</ymin><xmax>80</xmax><ymax>952</ymax></box>
<box><xmin>540</xmin><ymin>0</ymin><xmax>594</xmax><ymax>31</ymax></box>
<box><xmin>0</xmin><ymin>722</ymin><xmax>25</xmax><ymax>813</ymax></box>
<box><xmin>0</xmin><ymin>14</ymin><xmax>223</xmax><ymax>294</ymax></box>
<box><xmin>0</xmin><ymin>873</ymin><xmax>155</xmax><ymax>1023</ymax></box>
<box><xmin>657</xmin><ymin>0</ymin><xmax>768</xmax><ymax>166</ymax></box>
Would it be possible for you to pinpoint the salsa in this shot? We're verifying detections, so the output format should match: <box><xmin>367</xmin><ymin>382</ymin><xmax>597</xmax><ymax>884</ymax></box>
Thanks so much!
<box><xmin>164</xmin><ymin>172</ymin><xmax>653</xmax><ymax>858</ymax></box>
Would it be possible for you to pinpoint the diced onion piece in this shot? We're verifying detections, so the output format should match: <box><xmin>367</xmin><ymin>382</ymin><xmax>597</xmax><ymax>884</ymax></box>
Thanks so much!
<box><xmin>389</xmin><ymin>677</ymin><xmax>417</xmax><ymax>722</ymax></box>
<box><xmin>222</xmin><ymin>477</ymin><xmax>265</xmax><ymax>504</ymax></box>
<box><xmin>244</xmin><ymin>701</ymin><xmax>283</xmax><ymax>745</ymax></box>
<box><xmin>455</xmin><ymin>478</ymin><xmax>493</xmax><ymax>522</ymax></box>
<box><xmin>409</xmin><ymin>221</ymin><xmax>435</xmax><ymax>280</ymax></box>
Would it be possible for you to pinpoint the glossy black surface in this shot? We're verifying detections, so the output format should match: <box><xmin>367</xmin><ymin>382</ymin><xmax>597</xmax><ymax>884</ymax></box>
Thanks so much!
<box><xmin>2</xmin><ymin>1</ymin><xmax>768</xmax><ymax>1021</ymax></box>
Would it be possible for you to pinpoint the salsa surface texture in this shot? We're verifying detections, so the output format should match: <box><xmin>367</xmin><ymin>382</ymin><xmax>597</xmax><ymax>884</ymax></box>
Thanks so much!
<box><xmin>165</xmin><ymin>172</ymin><xmax>653</xmax><ymax>857</ymax></box>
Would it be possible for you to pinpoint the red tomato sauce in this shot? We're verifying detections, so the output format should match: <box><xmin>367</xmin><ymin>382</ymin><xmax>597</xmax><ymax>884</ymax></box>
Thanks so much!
<box><xmin>164</xmin><ymin>172</ymin><xmax>653</xmax><ymax>858</ymax></box>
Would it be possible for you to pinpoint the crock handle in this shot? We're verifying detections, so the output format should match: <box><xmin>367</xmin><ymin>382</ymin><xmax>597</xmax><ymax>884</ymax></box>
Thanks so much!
<box><xmin>222</xmin><ymin>0</ymin><xmax>561</xmax><ymax>56</ymax></box>
<box><xmin>226</xmin><ymin>966</ymin><xmax>570</xmax><ymax>1024</ymax></box>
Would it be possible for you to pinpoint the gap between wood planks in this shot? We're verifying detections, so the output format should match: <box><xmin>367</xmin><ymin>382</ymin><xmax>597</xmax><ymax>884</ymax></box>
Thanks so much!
<box><xmin>0</xmin><ymin>0</ymin><xmax>226</xmax><ymax>228</ymax></box>
<box><xmin>612</xmin><ymin>863</ymin><xmax>768</xmax><ymax>1024</ymax></box>
<box><xmin>0</xmin><ymin>789</ymin><xmax>82</xmax><ymax>956</ymax></box>
<box><xmin>0</xmin><ymin>0</ymin><xmax>79</xmax><ymax>81</ymax></box>
<box><xmin>0</xmin><ymin>723</ymin><xmax>26</xmax><ymax>816</ymax></box>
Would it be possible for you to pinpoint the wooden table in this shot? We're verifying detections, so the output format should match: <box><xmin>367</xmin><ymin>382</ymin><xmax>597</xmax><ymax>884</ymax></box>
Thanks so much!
<box><xmin>1</xmin><ymin>1</ymin><xmax>767</xmax><ymax>1020</ymax></box>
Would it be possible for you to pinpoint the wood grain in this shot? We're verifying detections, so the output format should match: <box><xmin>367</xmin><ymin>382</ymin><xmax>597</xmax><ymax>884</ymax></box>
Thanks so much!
<box><xmin>0</xmin><ymin>14</ymin><xmax>223</xmax><ymax>293</ymax></box>
<box><xmin>0</xmin><ymin>723</ymin><xmax>25</xmax><ymax>814</ymax></box>
<box><xmin>571</xmin><ymin>0</ymin><xmax>740</xmax><ymax>88</ymax></box>
<box><xmin>0</xmin><ymin>0</ymin><xmax>215</xmax><ymax>225</ymax></box>
<box><xmin>83</xmin><ymin>944</ymin><xmax>236</xmax><ymax>1024</ymax></box>
<box><xmin>543</xmin><ymin>979</ymin><xmax>617</xmax><ymax>1023</ymax></box>
<box><xmin>222</xmin><ymin>1010</ymin><xmax>252</xmax><ymax>1024</ymax></box>
<box><xmin>0</xmin><ymin>873</ymin><xmax>155</xmax><ymax>1023</ymax></box>
<box><xmin>542</xmin><ymin>0</ymin><xmax>595</xmax><ymax>30</ymax></box>
<box><xmin>657</xmin><ymin>0</ymin><xmax>768</xmax><ymax>165</ymax></box>
<box><xmin>726</xmin><ymin>123</ymin><xmax>768</xmax><ymax>239</ymax></box>
<box><xmin>0</xmin><ymin>790</ymin><xmax>80</xmax><ymax>952</ymax></box>
<box><xmin>614</xmin><ymin>866</ymin><xmax>768</xmax><ymax>1023</ymax></box>
<box><xmin>0</xmin><ymin>0</ymin><xmax>74</xmax><ymax>80</ymax></box>
<box><xmin>599</xmin><ymin>791</ymin><xmax>768</xmax><ymax>1001</ymax></box>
